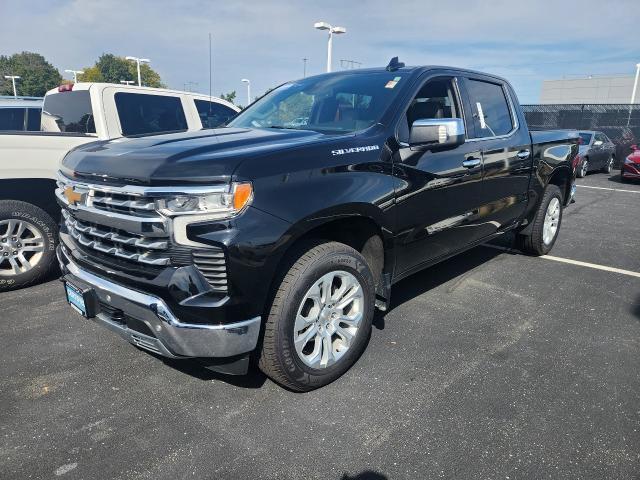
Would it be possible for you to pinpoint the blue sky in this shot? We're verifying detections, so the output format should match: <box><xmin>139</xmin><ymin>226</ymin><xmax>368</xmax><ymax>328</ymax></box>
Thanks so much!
<box><xmin>2</xmin><ymin>0</ymin><xmax>639</xmax><ymax>103</ymax></box>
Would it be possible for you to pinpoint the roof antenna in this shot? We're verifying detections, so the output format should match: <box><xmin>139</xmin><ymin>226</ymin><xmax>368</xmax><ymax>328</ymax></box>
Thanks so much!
<box><xmin>386</xmin><ymin>56</ymin><xmax>404</xmax><ymax>72</ymax></box>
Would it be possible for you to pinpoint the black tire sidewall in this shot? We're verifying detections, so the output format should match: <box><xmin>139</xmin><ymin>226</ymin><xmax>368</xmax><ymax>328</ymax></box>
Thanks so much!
<box><xmin>0</xmin><ymin>201</ymin><xmax>58</xmax><ymax>291</ymax></box>
<box><xmin>535</xmin><ymin>186</ymin><xmax>563</xmax><ymax>255</ymax></box>
<box><xmin>273</xmin><ymin>246</ymin><xmax>375</xmax><ymax>389</ymax></box>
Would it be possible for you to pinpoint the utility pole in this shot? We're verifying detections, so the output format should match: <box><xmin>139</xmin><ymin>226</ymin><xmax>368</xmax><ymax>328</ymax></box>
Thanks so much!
<box><xmin>303</xmin><ymin>58</ymin><xmax>308</xmax><ymax>78</ymax></box>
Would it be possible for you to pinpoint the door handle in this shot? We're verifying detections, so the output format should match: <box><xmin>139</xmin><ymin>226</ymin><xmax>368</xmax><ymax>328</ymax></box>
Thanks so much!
<box><xmin>516</xmin><ymin>149</ymin><xmax>531</xmax><ymax>160</ymax></box>
<box><xmin>462</xmin><ymin>158</ymin><xmax>481</xmax><ymax>168</ymax></box>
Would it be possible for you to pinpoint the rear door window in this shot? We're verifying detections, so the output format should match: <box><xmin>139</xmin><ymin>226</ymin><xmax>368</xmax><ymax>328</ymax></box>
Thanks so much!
<box><xmin>465</xmin><ymin>79</ymin><xmax>514</xmax><ymax>138</ymax></box>
<box><xmin>0</xmin><ymin>108</ymin><xmax>26</xmax><ymax>130</ymax></box>
<box><xmin>115</xmin><ymin>93</ymin><xmax>188</xmax><ymax>136</ymax></box>
<box><xmin>195</xmin><ymin>100</ymin><xmax>237</xmax><ymax>128</ymax></box>
<box><xmin>42</xmin><ymin>91</ymin><xmax>95</xmax><ymax>133</ymax></box>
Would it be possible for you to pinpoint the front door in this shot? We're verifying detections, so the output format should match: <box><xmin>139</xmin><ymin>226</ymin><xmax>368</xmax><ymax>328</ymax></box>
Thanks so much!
<box><xmin>393</xmin><ymin>76</ymin><xmax>486</xmax><ymax>276</ymax></box>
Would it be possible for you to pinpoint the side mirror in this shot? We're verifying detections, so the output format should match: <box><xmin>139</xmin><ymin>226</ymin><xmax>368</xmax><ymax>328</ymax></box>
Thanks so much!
<box><xmin>593</xmin><ymin>140</ymin><xmax>603</xmax><ymax>146</ymax></box>
<box><xmin>409</xmin><ymin>118</ymin><xmax>465</xmax><ymax>149</ymax></box>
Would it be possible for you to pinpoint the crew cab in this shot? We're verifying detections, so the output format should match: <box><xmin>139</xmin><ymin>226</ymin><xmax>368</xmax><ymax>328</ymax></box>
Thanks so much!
<box><xmin>0</xmin><ymin>83</ymin><xmax>239</xmax><ymax>291</ymax></box>
<box><xmin>55</xmin><ymin>60</ymin><xmax>578</xmax><ymax>391</ymax></box>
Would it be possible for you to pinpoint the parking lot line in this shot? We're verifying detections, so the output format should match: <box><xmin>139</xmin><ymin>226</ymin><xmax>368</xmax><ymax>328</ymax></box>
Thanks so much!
<box><xmin>576</xmin><ymin>185</ymin><xmax>640</xmax><ymax>194</ymax></box>
<box><xmin>482</xmin><ymin>244</ymin><xmax>640</xmax><ymax>278</ymax></box>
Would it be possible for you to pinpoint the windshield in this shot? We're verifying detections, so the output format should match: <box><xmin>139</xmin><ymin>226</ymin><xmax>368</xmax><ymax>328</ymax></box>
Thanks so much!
<box><xmin>579</xmin><ymin>132</ymin><xmax>593</xmax><ymax>145</ymax></box>
<box><xmin>42</xmin><ymin>90</ymin><xmax>95</xmax><ymax>134</ymax></box>
<box><xmin>228</xmin><ymin>72</ymin><xmax>410</xmax><ymax>134</ymax></box>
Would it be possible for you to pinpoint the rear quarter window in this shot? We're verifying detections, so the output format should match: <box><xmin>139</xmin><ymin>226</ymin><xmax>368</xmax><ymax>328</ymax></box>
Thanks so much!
<box><xmin>115</xmin><ymin>93</ymin><xmax>188</xmax><ymax>136</ymax></box>
<box><xmin>42</xmin><ymin>90</ymin><xmax>95</xmax><ymax>134</ymax></box>
<box><xmin>195</xmin><ymin>100</ymin><xmax>237</xmax><ymax>128</ymax></box>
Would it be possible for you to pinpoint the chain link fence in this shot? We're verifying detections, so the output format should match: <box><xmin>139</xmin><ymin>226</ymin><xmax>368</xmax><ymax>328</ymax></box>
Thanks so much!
<box><xmin>522</xmin><ymin>104</ymin><xmax>640</xmax><ymax>167</ymax></box>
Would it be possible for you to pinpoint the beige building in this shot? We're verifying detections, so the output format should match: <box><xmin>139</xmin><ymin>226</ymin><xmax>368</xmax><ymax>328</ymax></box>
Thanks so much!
<box><xmin>539</xmin><ymin>75</ymin><xmax>637</xmax><ymax>104</ymax></box>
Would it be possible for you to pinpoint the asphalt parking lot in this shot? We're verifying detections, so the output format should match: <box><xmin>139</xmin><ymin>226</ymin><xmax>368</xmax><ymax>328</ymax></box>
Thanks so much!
<box><xmin>2</xmin><ymin>171</ymin><xmax>639</xmax><ymax>480</ymax></box>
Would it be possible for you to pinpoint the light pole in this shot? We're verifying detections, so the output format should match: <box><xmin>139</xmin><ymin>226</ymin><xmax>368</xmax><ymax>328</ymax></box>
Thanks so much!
<box><xmin>241</xmin><ymin>79</ymin><xmax>251</xmax><ymax>106</ymax></box>
<box><xmin>314</xmin><ymin>22</ymin><xmax>346</xmax><ymax>73</ymax></box>
<box><xmin>125</xmin><ymin>56</ymin><xmax>150</xmax><ymax>86</ymax></box>
<box><xmin>627</xmin><ymin>63</ymin><xmax>640</xmax><ymax>126</ymax></box>
<box><xmin>65</xmin><ymin>69</ymin><xmax>84</xmax><ymax>83</ymax></box>
<box><xmin>303</xmin><ymin>58</ymin><xmax>308</xmax><ymax>78</ymax></box>
<box><xmin>4</xmin><ymin>75</ymin><xmax>20</xmax><ymax>97</ymax></box>
<box><xmin>120</xmin><ymin>80</ymin><xmax>135</xmax><ymax>86</ymax></box>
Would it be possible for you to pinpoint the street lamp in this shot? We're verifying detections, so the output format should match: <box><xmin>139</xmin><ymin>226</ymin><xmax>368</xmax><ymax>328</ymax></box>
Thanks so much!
<box><xmin>627</xmin><ymin>63</ymin><xmax>640</xmax><ymax>126</ymax></box>
<box><xmin>241</xmin><ymin>78</ymin><xmax>251</xmax><ymax>106</ymax></box>
<box><xmin>125</xmin><ymin>56</ymin><xmax>150</xmax><ymax>86</ymax></box>
<box><xmin>4</xmin><ymin>75</ymin><xmax>20</xmax><ymax>98</ymax></box>
<box><xmin>120</xmin><ymin>80</ymin><xmax>135</xmax><ymax>86</ymax></box>
<box><xmin>65</xmin><ymin>69</ymin><xmax>84</xmax><ymax>83</ymax></box>
<box><xmin>314</xmin><ymin>21</ymin><xmax>346</xmax><ymax>73</ymax></box>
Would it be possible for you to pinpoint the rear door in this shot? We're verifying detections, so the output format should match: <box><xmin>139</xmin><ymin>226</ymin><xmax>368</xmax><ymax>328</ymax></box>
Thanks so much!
<box><xmin>460</xmin><ymin>75</ymin><xmax>532</xmax><ymax>236</ymax></box>
<box><xmin>393</xmin><ymin>74</ymin><xmax>486</xmax><ymax>275</ymax></box>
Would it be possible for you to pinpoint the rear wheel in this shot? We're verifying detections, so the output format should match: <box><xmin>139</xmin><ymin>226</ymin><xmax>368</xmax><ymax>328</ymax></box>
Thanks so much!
<box><xmin>577</xmin><ymin>158</ymin><xmax>588</xmax><ymax>178</ymax></box>
<box><xmin>0</xmin><ymin>201</ymin><xmax>58</xmax><ymax>292</ymax></box>
<box><xmin>259</xmin><ymin>241</ymin><xmax>375</xmax><ymax>392</ymax></box>
<box><xmin>517</xmin><ymin>185</ymin><xmax>563</xmax><ymax>256</ymax></box>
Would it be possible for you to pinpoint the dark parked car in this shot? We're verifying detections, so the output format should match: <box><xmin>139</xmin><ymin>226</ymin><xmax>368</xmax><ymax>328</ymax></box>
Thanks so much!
<box><xmin>621</xmin><ymin>145</ymin><xmax>640</xmax><ymax>182</ymax></box>
<box><xmin>55</xmin><ymin>60</ymin><xmax>579</xmax><ymax>391</ymax></box>
<box><xmin>576</xmin><ymin>130</ymin><xmax>616</xmax><ymax>177</ymax></box>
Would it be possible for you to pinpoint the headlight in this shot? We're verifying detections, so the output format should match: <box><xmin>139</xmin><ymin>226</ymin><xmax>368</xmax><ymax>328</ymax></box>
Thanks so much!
<box><xmin>625</xmin><ymin>156</ymin><xmax>634</xmax><ymax>164</ymax></box>
<box><xmin>158</xmin><ymin>182</ymin><xmax>253</xmax><ymax>218</ymax></box>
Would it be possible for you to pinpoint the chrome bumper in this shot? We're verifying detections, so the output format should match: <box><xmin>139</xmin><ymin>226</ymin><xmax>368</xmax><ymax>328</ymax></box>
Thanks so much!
<box><xmin>57</xmin><ymin>248</ymin><xmax>261</xmax><ymax>359</ymax></box>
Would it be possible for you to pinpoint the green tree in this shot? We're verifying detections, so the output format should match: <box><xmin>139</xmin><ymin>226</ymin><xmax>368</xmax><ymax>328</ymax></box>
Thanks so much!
<box><xmin>220</xmin><ymin>91</ymin><xmax>237</xmax><ymax>104</ymax></box>
<box><xmin>0</xmin><ymin>52</ymin><xmax>62</xmax><ymax>97</ymax></box>
<box><xmin>77</xmin><ymin>54</ymin><xmax>165</xmax><ymax>87</ymax></box>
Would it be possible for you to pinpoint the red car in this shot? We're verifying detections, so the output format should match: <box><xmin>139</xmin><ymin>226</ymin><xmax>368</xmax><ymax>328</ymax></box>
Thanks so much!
<box><xmin>621</xmin><ymin>145</ymin><xmax>640</xmax><ymax>182</ymax></box>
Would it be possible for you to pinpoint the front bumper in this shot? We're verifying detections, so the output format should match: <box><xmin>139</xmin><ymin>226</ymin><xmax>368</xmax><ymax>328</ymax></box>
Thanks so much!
<box><xmin>57</xmin><ymin>246</ymin><xmax>261</xmax><ymax>359</ymax></box>
<box><xmin>622</xmin><ymin>163</ymin><xmax>640</xmax><ymax>179</ymax></box>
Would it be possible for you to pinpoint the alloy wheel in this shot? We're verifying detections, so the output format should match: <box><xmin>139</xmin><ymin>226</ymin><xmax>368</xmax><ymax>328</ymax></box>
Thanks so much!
<box><xmin>0</xmin><ymin>219</ymin><xmax>46</xmax><ymax>276</ymax></box>
<box><xmin>542</xmin><ymin>198</ymin><xmax>560</xmax><ymax>245</ymax></box>
<box><xmin>293</xmin><ymin>270</ymin><xmax>364</xmax><ymax>369</ymax></box>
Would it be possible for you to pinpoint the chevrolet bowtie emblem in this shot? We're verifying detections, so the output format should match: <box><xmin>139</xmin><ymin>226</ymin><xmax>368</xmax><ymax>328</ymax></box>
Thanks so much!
<box><xmin>64</xmin><ymin>187</ymin><xmax>83</xmax><ymax>206</ymax></box>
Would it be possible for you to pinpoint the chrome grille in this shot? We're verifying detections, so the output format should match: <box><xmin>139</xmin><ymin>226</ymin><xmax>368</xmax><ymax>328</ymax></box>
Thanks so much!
<box><xmin>193</xmin><ymin>250</ymin><xmax>228</xmax><ymax>292</ymax></box>
<box><xmin>56</xmin><ymin>175</ymin><xmax>229</xmax><ymax>291</ymax></box>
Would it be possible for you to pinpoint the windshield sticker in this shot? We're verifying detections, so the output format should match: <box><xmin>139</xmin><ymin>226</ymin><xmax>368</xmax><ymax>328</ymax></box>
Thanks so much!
<box><xmin>385</xmin><ymin>76</ymin><xmax>402</xmax><ymax>89</ymax></box>
<box><xmin>332</xmin><ymin>145</ymin><xmax>380</xmax><ymax>156</ymax></box>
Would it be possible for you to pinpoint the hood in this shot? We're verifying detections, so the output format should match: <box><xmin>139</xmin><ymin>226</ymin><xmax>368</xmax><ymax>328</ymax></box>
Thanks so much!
<box><xmin>61</xmin><ymin>127</ymin><xmax>338</xmax><ymax>185</ymax></box>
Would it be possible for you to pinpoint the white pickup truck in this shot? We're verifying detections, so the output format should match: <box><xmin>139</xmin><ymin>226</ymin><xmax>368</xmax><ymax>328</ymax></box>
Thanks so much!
<box><xmin>0</xmin><ymin>83</ymin><xmax>239</xmax><ymax>291</ymax></box>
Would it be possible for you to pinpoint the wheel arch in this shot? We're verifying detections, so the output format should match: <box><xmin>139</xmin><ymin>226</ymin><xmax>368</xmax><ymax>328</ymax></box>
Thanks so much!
<box><xmin>0</xmin><ymin>178</ymin><xmax>60</xmax><ymax>221</ymax></box>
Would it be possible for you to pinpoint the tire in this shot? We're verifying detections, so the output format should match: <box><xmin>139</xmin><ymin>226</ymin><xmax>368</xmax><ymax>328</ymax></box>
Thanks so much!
<box><xmin>0</xmin><ymin>200</ymin><xmax>58</xmax><ymax>292</ymax></box>
<box><xmin>259</xmin><ymin>241</ymin><xmax>375</xmax><ymax>392</ymax></box>
<box><xmin>602</xmin><ymin>156</ymin><xmax>613</xmax><ymax>174</ymax></box>
<box><xmin>516</xmin><ymin>185</ymin><xmax>563</xmax><ymax>256</ymax></box>
<box><xmin>577</xmin><ymin>158</ymin><xmax>588</xmax><ymax>178</ymax></box>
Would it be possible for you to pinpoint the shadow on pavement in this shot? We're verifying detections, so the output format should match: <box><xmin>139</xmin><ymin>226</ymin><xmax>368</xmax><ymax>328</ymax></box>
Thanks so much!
<box><xmin>159</xmin><ymin>356</ymin><xmax>268</xmax><ymax>389</ymax></box>
<box><xmin>388</xmin><ymin>244</ymin><xmax>504</xmax><ymax>313</ymax></box>
<box><xmin>341</xmin><ymin>471</ymin><xmax>388</xmax><ymax>480</ymax></box>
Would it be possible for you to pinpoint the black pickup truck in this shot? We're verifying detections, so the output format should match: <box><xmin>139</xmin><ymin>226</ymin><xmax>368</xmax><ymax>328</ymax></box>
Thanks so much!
<box><xmin>55</xmin><ymin>59</ymin><xmax>578</xmax><ymax>391</ymax></box>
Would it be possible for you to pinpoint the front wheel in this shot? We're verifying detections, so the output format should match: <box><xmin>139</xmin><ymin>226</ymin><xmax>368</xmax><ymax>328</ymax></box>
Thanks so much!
<box><xmin>259</xmin><ymin>241</ymin><xmax>375</xmax><ymax>392</ymax></box>
<box><xmin>517</xmin><ymin>185</ymin><xmax>563</xmax><ymax>256</ymax></box>
<box><xmin>0</xmin><ymin>201</ymin><xmax>58</xmax><ymax>292</ymax></box>
<box><xmin>602</xmin><ymin>156</ymin><xmax>614</xmax><ymax>173</ymax></box>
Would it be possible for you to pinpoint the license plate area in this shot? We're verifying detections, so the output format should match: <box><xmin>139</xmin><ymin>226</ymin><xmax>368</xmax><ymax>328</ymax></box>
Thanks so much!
<box><xmin>64</xmin><ymin>280</ymin><xmax>98</xmax><ymax>318</ymax></box>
